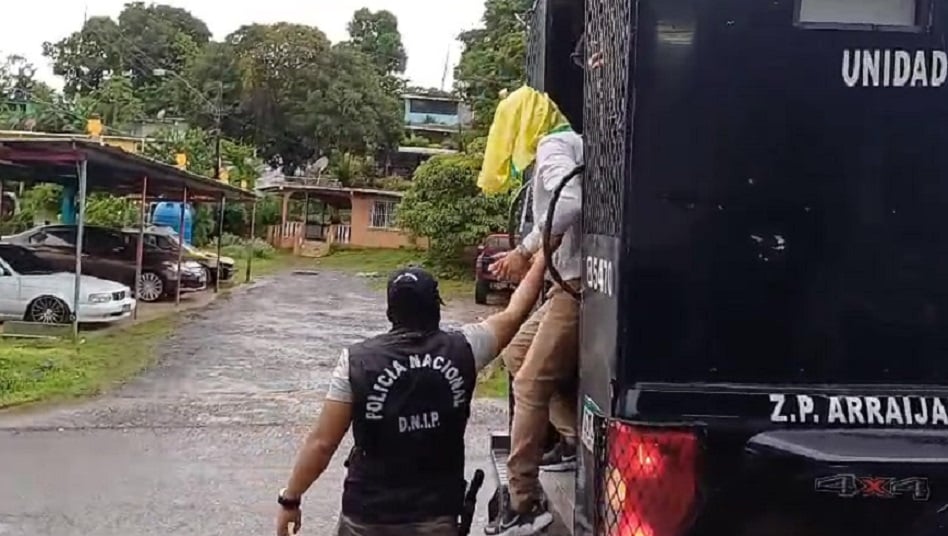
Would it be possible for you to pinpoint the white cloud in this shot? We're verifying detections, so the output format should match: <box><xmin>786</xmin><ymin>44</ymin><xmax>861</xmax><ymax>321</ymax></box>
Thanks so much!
<box><xmin>0</xmin><ymin>0</ymin><xmax>485</xmax><ymax>91</ymax></box>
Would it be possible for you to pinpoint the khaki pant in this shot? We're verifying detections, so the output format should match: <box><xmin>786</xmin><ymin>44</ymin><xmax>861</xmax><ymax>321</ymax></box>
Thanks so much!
<box><xmin>504</xmin><ymin>280</ymin><xmax>580</xmax><ymax>511</ymax></box>
<box><xmin>500</xmin><ymin>286</ymin><xmax>578</xmax><ymax>441</ymax></box>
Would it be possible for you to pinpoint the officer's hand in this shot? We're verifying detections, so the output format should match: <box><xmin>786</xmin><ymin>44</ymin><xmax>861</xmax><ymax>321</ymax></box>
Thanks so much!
<box><xmin>277</xmin><ymin>507</ymin><xmax>302</xmax><ymax>536</ymax></box>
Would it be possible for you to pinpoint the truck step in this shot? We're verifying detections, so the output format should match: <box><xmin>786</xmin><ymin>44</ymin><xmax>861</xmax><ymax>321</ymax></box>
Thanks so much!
<box><xmin>489</xmin><ymin>432</ymin><xmax>511</xmax><ymax>495</ymax></box>
<box><xmin>540</xmin><ymin>470</ymin><xmax>574</xmax><ymax>533</ymax></box>
<box><xmin>488</xmin><ymin>432</ymin><xmax>573</xmax><ymax>535</ymax></box>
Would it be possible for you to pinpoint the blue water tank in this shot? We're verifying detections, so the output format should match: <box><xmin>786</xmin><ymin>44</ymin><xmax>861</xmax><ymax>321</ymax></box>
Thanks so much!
<box><xmin>152</xmin><ymin>202</ymin><xmax>194</xmax><ymax>245</ymax></box>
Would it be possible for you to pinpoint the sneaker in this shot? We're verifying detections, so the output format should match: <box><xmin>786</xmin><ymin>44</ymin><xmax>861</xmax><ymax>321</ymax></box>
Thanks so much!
<box><xmin>484</xmin><ymin>485</ymin><xmax>509</xmax><ymax>535</ymax></box>
<box><xmin>539</xmin><ymin>440</ymin><xmax>577</xmax><ymax>472</ymax></box>
<box><xmin>495</xmin><ymin>501</ymin><xmax>554</xmax><ymax>536</ymax></box>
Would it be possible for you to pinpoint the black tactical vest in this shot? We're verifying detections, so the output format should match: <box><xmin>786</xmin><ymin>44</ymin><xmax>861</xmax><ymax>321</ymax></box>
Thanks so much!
<box><xmin>342</xmin><ymin>328</ymin><xmax>477</xmax><ymax>524</ymax></box>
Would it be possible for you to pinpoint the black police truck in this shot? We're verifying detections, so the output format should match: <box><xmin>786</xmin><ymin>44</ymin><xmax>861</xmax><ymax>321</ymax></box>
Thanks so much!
<box><xmin>489</xmin><ymin>0</ymin><xmax>948</xmax><ymax>535</ymax></box>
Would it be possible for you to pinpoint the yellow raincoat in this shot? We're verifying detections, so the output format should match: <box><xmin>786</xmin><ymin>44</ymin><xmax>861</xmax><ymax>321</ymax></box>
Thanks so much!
<box><xmin>477</xmin><ymin>86</ymin><xmax>570</xmax><ymax>194</ymax></box>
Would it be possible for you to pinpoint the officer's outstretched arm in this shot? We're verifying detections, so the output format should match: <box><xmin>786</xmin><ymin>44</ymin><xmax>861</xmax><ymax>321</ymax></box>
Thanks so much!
<box><xmin>483</xmin><ymin>253</ymin><xmax>547</xmax><ymax>352</ymax></box>
<box><xmin>282</xmin><ymin>400</ymin><xmax>352</xmax><ymax>503</ymax></box>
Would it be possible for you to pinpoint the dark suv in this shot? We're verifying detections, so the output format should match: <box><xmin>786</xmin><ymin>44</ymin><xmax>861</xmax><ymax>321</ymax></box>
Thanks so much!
<box><xmin>2</xmin><ymin>225</ymin><xmax>207</xmax><ymax>302</ymax></box>
<box><xmin>474</xmin><ymin>234</ymin><xmax>516</xmax><ymax>305</ymax></box>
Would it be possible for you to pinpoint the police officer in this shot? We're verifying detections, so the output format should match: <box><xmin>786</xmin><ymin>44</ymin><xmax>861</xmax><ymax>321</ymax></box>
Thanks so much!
<box><xmin>276</xmin><ymin>256</ymin><xmax>548</xmax><ymax>536</ymax></box>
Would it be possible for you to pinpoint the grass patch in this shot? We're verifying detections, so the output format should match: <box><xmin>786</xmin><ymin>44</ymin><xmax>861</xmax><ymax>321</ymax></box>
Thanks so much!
<box><xmin>0</xmin><ymin>317</ymin><xmax>176</xmax><ymax>409</ymax></box>
<box><xmin>476</xmin><ymin>361</ymin><xmax>510</xmax><ymax>398</ymax></box>
<box><xmin>229</xmin><ymin>251</ymin><xmax>314</xmax><ymax>285</ymax></box>
<box><xmin>315</xmin><ymin>248</ymin><xmax>474</xmax><ymax>300</ymax></box>
<box><xmin>316</xmin><ymin>248</ymin><xmax>427</xmax><ymax>273</ymax></box>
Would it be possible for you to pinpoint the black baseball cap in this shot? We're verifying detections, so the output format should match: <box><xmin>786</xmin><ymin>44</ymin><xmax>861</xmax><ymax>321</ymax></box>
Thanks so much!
<box><xmin>387</xmin><ymin>266</ymin><xmax>445</xmax><ymax>310</ymax></box>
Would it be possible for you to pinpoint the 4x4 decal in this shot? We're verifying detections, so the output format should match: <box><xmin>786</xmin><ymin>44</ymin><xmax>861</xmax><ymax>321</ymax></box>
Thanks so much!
<box><xmin>815</xmin><ymin>474</ymin><xmax>930</xmax><ymax>501</ymax></box>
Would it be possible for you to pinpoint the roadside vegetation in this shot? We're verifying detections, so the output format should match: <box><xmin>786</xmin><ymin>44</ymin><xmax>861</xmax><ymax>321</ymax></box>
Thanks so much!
<box><xmin>477</xmin><ymin>362</ymin><xmax>510</xmax><ymax>398</ymax></box>
<box><xmin>315</xmin><ymin>247</ymin><xmax>474</xmax><ymax>300</ymax></box>
<box><xmin>0</xmin><ymin>317</ymin><xmax>175</xmax><ymax>408</ymax></box>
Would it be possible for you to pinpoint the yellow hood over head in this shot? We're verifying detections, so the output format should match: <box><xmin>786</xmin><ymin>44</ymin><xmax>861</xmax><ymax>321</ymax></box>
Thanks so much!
<box><xmin>477</xmin><ymin>86</ymin><xmax>569</xmax><ymax>194</ymax></box>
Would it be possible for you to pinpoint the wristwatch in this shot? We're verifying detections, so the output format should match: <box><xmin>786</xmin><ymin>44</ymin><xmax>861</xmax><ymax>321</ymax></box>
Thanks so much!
<box><xmin>278</xmin><ymin>488</ymin><xmax>302</xmax><ymax>510</ymax></box>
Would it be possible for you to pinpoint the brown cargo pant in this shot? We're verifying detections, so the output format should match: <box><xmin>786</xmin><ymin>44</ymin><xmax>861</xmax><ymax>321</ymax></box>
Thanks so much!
<box><xmin>504</xmin><ymin>280</ymin><xmax>580</xmax><ymax>511</ymax></box>
<box><xmin>335</xmin><ymin>515</ymin><xmax>457</xmax><ymax>535</ymax></box>
<box><xmin>501</xmin><ymin>284</ymin><xmax>579</xmax><ymax>441</ymax></box>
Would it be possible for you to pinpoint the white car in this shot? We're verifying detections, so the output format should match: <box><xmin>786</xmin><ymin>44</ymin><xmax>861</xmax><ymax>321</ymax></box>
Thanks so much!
<box><xmin>0</xmin><ymin>245</ymin><xmax>136</xmax><ymax>324</ymax></box>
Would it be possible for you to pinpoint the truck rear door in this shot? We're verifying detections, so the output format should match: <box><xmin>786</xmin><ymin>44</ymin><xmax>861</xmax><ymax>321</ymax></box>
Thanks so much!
<box><xmin>579</xmin><ymin>0</ymin><xmax>948</xmax><ymax>535</ymax></box>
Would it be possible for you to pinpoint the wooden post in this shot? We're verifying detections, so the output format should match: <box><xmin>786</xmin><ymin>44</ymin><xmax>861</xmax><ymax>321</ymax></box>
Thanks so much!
<box><xmin>133</xmin><ymin>176</ymin><xmax>148</xmax><ymax>319</ymax></box>
<box><xmin>72</xmin><ymin>158</ymin><xmax>88</xmax><ymax>341</ymax></box>
<box><xmin>302</xmin><ymin>192</ymin><xmax>310</xmax><ymax>242</ymax></box>
<box><xmin>175</xmin><ymin>187</ymin><xmax>188</xmax><ymax>306</ymax></box>
<box><xmin>215</xmin><ymin>194</ymin><xmax>226</xmax><ymax>293</ymax></box>
<box><xmin>245</xmin><ymin>201</ymin><xmax>257</xmax><ymax>283</ymax></box>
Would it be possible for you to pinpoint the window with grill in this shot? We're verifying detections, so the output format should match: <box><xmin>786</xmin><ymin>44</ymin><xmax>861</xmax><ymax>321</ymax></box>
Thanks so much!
<box><xmin>370</xmin><ymin>200</ymin><xmax>399</xmax><ymax>229</ymax></box>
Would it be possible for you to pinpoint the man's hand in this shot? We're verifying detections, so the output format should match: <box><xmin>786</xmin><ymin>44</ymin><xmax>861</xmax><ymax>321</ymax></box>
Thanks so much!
<box><xmin>276</xmin><ymin>506</ymin><xmax>302</xmax><ymax>536</ymax></box>
<box><xmin>489</xmin><ymin>249</ymin><xmax>531</xmax><ymax>282</ymax></box>
<box><xmin>589</xmin><ymin>50</ymin><xmax>605</xmax><ymax>70</ymax></box>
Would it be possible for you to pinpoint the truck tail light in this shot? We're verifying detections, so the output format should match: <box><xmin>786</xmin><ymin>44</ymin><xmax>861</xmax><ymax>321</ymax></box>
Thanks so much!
<box><xmin>603</xmin><ymin>423</ymin><xmax>699</xmax><ymax>536</ymax></box>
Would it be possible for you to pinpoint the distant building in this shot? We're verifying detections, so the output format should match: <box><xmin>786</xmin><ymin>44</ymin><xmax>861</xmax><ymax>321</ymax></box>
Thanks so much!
<box><xmin>378</xmin><ymin>93</ymin><xmax>471</xmax><ymax>178</ymax></box>
<box><xmin>402</xmin><ymin>93</ymin><xmax>472</xmax><ymax>141</ymax></box>
<box><xmin>257</xmin><ymin>180</ymin><xmax>425</xmax><ymax>253</ymax></box>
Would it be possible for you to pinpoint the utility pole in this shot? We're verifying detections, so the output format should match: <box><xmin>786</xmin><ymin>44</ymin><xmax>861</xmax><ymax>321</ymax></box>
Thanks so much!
<box><xmin>440</xmin><ymin>49</ymin><xmax>450</xmax><ymax>92</ymax></box>
<box><xmin>214</xmin><ymin>80</ymin><xmax>223</xmax><ymax>180</ymax></box>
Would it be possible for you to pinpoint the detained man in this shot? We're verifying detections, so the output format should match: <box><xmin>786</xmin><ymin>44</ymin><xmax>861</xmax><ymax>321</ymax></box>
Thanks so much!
<box><xmin>275</xmin><ymin>255</ymin><xmax>548</xmax><ymax>536</ymax></box>
<box><xmin>477</xmin><ymin>85</ymin><xmax>583</xmax><ymax>535</ymax></box>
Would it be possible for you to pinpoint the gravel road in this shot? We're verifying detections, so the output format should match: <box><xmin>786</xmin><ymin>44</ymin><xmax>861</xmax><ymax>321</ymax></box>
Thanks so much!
<box><xmin>0</xmin><ymin>270</ymin><xmax>513</xmax><ymax>536</ymax></box>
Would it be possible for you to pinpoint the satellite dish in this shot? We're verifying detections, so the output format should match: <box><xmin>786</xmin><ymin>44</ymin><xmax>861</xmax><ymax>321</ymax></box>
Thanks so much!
<box><xmin>313</xmin><ymin>156</ymin><xmax>330</xmax><ymax>177</ymax></box>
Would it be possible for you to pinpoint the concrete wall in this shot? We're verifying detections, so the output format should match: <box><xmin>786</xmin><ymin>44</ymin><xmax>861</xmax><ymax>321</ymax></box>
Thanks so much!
<box><xmin>349</xmin><ymin>193</ymin><xmax>420</xmax><ymax>249</ymax></box>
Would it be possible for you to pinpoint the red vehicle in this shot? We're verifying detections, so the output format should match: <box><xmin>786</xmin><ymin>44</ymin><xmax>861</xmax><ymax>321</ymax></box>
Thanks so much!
<box><xmin>474</xmin><ymin>234</ymin><xmax>516</xmax><ymax>305</ymax></box>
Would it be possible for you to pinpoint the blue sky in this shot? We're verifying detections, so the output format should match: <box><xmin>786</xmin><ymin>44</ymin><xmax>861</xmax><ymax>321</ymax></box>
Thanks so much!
<box><xmin>0</xmin><ymin>0</ymin><xmax>485</xmax><ymax>91</ymax></box>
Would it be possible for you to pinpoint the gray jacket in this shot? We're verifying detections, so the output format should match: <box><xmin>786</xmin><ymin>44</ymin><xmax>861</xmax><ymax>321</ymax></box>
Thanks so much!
<box><xmin>517</xmin><ymin>130</ymin><xmax>583</xmax><ymax>282</ymax></box>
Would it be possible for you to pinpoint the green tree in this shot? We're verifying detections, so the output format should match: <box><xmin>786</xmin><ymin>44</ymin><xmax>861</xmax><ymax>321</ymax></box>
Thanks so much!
<box><xmin>182</xmin><ymin>41</ymin><xmax>243</xmax><ymax>131</ymax></box>
<box><xmin>12</xmin><ymin>184</ymin><xmax>63</xmax><ymax>227</ymax></box>
<box><xmin>346</xmin><ymin>8</ymin><xmax>407</xmax><ymax>77</ymax></box>
<box><xmin>85</xmin><ymin>75</ymin><xmax>145</xmax><ymax>128</ymax></box>
<box><xmin>399</xmin><ymin>154</ymin><xmax>510</xmax><ymax>273</ymax></box>
<box><xmin>142</xmin><ymin>127</ymin><xmax>262</xmax><ymax>188</ymax></box>
<box><xmin>186</xmin><ymin>23</ymin><xmax>402</xmax><ymax>175</ymax></box>
<box><xmin>0</xmin><ymin>55</ymin><xmax>38</xmax><ymax>98</ymax></box>
<box><xmin>42</xmin><ymin>16</ymin><xmax>123</xmax><ymax>97</ymax></box>
<box><xmin>0</xmin><ymin>55</ymin><xmax>88</xmax><ymax>132</ymax></box>
<box><xmin>310</xmin><ymin>45</ymin><xmax>404</xmax><ymax>157</ymax></box>
<box><xmin>454</xmin><ymin>0</ymin><xmax>532</xmax><ymax>131</ymax></box>
<box><xmin>43</xmin><ymin>2</ymin><xmax>210</xmax><ymax>117</ymax></box>
<box><xmin>142</xmin><ymin>127</ymin><xmax>215</xmax><ymax>174</ymax></box>
<box><xmin>216</xmin><ymin>23</ymin><xmax>333</xmax><ymax>173</ymax></box>
<box><xmin>84</xmin><ymin>194</ymin><xmax>138</xmax><ymax>228</ymax></box>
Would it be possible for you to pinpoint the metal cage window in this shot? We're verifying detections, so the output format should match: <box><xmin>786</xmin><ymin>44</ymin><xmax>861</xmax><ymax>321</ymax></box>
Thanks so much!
<box><xmin>583</xmin><ymin>0</ymin><xmax>634</xmax><ymax>238</ymax></box>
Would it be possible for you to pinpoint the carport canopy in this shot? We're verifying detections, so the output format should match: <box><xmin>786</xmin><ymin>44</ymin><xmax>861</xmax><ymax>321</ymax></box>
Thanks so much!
<box><xmin>0</xmin><ymin>137</ymin><xmax>258</xmax><ymax>202</ymax></box>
